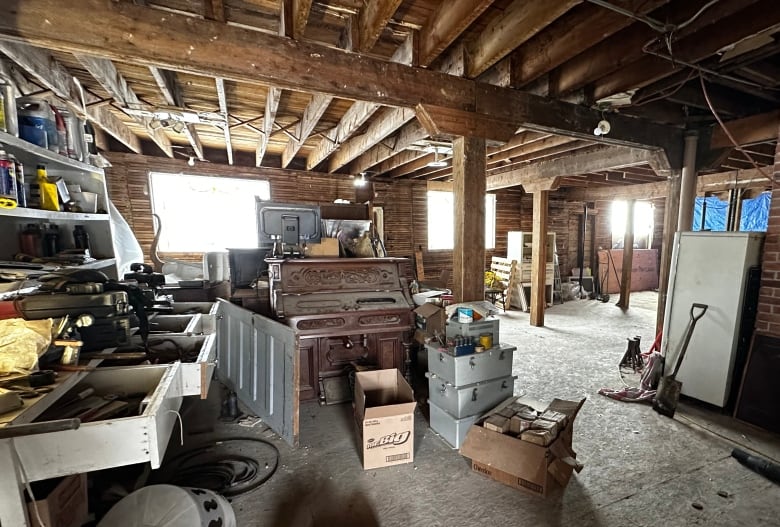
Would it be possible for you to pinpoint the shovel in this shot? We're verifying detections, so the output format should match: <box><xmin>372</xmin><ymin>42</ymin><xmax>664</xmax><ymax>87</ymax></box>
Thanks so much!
<box><xmin>653</xmin><ymin>302</ymin><xmax>708</xmax><ymax>418</ymax></box>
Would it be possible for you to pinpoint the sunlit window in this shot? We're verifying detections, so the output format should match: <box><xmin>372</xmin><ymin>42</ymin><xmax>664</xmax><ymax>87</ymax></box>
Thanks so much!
<box><xmin>611</xmin><ymin>200</ymin><xmax>654</xmax><ymax>249</ymax></box>
<box><xmin>149</xmin><ymin>172</ymin><xmax>271</xmax><ymax>252</ymax></box>
<box><xmin>427</xmin><ymin>191</ymin><xmax>496</xmax><ymax>250</ymax></box>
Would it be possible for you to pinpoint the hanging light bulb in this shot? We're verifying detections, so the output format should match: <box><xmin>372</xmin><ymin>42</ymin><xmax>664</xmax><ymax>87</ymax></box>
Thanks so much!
<box><xmin>187</xmin><ymin>156</ymin><xmax>195</xmax><ymax>167</ymax></box>
<box><xmin>353</xmin><ymin>172</ymin><xmax>368</xmax><ymax>187</ymax></box>
<box><xmin>426</xmin><ymin>146</ymin><xmax>448</xmax><ymax>167</ymax></box>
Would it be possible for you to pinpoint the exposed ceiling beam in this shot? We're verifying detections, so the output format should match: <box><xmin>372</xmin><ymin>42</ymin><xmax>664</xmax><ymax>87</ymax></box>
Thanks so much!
<box><xmin>204</xmin><ymin>0</ymin><xmax>226</xmax><ymax>23</ymax></box>
<box><xmin>465</xmin><ymin>0</ymin><xmax>580</xmax><ymax>78</ymax></box>
<box><xmin>75</xmin><ymin>55</ymin><xmax>173</xmax><ymax>158</ymax></box>
<box><xmin>415</xmin><ymin>103</ymin><xmax>518</xmax><ymax>143</ymax></box>
<box><xmin>148</xmin><ymin>66</ymin><xmax>204</xmax><ymax>160</ymax></box>
<box><xmin>281</xmin><ymin>0</ymin><xmax>313</xmax><ymax>40</ymax></box>
<box><xmin>0</xmin><ymin>41</ymin><xmax>141</xmax><ymax>154</ymax></box>
<box><xmin>387</xmin><ymin>151</ymin><xmax>434</xmax><ymax>178</ymax></box>
<box><xmin>418</xmin><ymin>0</ymin><xmax>494</xmax><ymax>67</ymax></box>
<box><xmin>282</xmin><ymin>92</ymin><xmax>332</xmax><ymax>168</ymax></box>
<box><xmin>375</xmin><ymin>149</ymin><xmax>427</xmax><ymax>177</ymax></box>
<box><xmin>550</xmin><ymin>0</ymin><xmax>757</xmax><ymax>96</ymax></box>
<box><xmin>348</xmin><ymin>120</ymin><xmax>428</xmax><ymax>174</ymax></box>
<box><xmin>591</xmin><ymin>1</ymin><xmax>780</xmax><ymax>101</ymax></box>
<box><xmin>486</xmin><ymin>145</ymin><xmax>660</xmax><ymax>190</ymax></box>
<box><xmin>328</xmin><ymin>107</ymin><xmax>415</xmax><ymax>172</ymax></box>
<box><xmin>257</xmin><ymin>86</ymin><xmax>282</xmax><ymax>167</ymax></box>
<box><xmin>306</xmin><ymin>100</ymin><xmax>377</xmax><ymax>170</ymax></box>
<box><xmin>357</xmin><ymin>0</ymin><xmax>404</xmax><ymax>53</ymax></box>
<box><xmin>710</xmin><ymin>110</ymin><xmax>780</xmax><ymax>149</ymax></box>
<box><xmin>215</xmin><ymin>77</ymin><xmax>233</xmax><ymax>165</ymax></box>
<box><xmin>510</xmin><ymin>0</ymin><xmax>669</xmax><ymax>88</ymax></box>
<box><xmin>0</xmin><ymin>0</ymin><xmax>681</xmax><ymax>160</ymax></box>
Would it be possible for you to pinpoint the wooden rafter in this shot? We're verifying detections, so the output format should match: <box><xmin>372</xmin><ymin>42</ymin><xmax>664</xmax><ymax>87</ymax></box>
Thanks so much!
<box><xmin>281</xmin><ymin>0</ymin><xmax>313</xmax><ymax>40</ymax></box>
<box><xmin>486</xmin><ymin>145</ymin><xmax>660</xmax><ymax>190</ymax></box>
<box><xmin>710</xmin><ymin>110</ymin><xmax>780</xmax><ymax>149</ymax></box>
<box><xmin>256</xmin><ymin>86</ymin><xmax>282</xmax><ymax>167</ymax></box>
<box><xmin>148</xmin><ymin>67</ymin><xmax>204</xmax><ymax>160</ymax></box>
<box><xmin>204</xmin><ymin>0</ymin><xmax>226</xmax><ymax>22</ymax></box>
<box><xmin>348</xmin><ymin>120</ymin><xmax>428</xmax><ymax>174</ymax></box>
<box><xmin>215</xmin><ymin>77</ymin><xmax>233</xmax><ymax>165</ymax></box>
<box><xmin>357</xmin><ymin>0</ymin><xmax>404</xmax><ymax>53</ymax></box>
<box><xmin>0</xmin><ymin>41</ymin><xmax>141</xmax><ymax>153</ymax></box>
<box><xmin>418</xmin><ymin>0</ymin><xmax>495</xmax><ymax>67</ymax></box>
<box><xmin>0</xmin><ymin>0</ymin><xmax>682</xmax><ymax>161</ymax></box>
<box><xmin>465</xmin><ymin>0</ymin><xmax>579</xmax><ymax>78</ymax></box>
<box><xmin>590</xmin><ymin>1</ymin><xmax>780</xmax><ymax>101</ymax></box>
<box><xmin>75</xmin><ymin>55</ymin><xmax>173</xmax><ymax>157</ymax></box>
<box><xmin>282</xmin><ymin>92</ymin><xmax>332</xmax><ymax>168</ymax></box>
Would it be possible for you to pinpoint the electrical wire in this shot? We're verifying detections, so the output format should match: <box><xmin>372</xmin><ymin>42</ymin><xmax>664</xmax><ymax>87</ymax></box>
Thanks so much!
<box><xmin>586</xmin><ymin>0</ymin><xmax>721</xmax><ymax>35</ymax></box>
<box><xmin>699</xmin><ymin>73</ymin><xmax>773</xmax><ymax>182</ymax></box>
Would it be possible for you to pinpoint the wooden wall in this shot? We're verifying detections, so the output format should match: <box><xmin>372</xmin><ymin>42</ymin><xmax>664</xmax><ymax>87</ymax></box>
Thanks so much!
<box><xmin>104</xmin><ymin>153</ymin><xmax>653</xmax><ymax>291</ymax></box>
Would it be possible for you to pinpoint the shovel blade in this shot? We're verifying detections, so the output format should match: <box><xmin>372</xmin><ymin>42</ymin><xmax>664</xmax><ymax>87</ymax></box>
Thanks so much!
<box><xmin>653</xmin><ymin>376</ymin><xmax>682</xmax><ymax>418</ymax></box>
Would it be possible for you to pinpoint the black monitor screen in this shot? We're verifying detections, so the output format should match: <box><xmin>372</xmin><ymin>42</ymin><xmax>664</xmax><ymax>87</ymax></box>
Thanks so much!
<box><xmin>256</xmin><ymin>200</ymin><xmax>322</xmax><ymax>245</ymax></box>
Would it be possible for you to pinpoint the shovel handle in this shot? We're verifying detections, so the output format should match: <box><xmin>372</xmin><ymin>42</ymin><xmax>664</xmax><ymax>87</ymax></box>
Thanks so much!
<box><xmin>690</xmin><ymin>303</ymin><xmax>708</xmax><ymax>322</ymax></box>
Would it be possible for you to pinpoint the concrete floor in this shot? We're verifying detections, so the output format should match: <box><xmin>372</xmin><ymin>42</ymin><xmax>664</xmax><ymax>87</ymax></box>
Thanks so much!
<box><xmin>198</xmin><ymin>292</ymin><xmax>780</xmax><ymax>526</ymax></box>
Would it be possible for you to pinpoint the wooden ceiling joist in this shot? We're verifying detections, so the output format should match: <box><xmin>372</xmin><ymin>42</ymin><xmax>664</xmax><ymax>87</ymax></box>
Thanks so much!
<box><xmin>349</xmin><ymin>120</ymin><xmax>428</xmax><ymax>175</ymax></box>
<box><xmin>591</xmin><ymin>0</ymin><xmax>780</xmax><ymax>101</ymax></box>
<box><xmin>204</xmin><ymin>0</ymin><xmax>226</xmax><ymax>23</ymax></box>
<box><xmin>76</xmin><ymin>55</ymin><xmax>173</xmax><ymax>157</ymax></box>
<box><xmin>282</xmin><ymin>92</ymin><xmax>333</xmax><ymax>168</ymax></box>
<box><xmin>465</xmin><ymin>0</ymin><xmax>580</xmax><ymax>78</ymax></box>
<box><xmin>418</xmin><ymin>0</ymin><xmax>495</xmax><ymax>67</ymax></box>
<box><xmin>306</xmin><ymin>100</ymin><xmax>379</xmax><ymax>170</ymax></box>
<box><xmin>215</xmin><ymin>77</ymin><xmax>233</xmax><ymax>165</ymax></box>
<box><xmin>257</xmin><ymin>86</ymin><xmax>282</xmax><ymax>167</ymax></box>
<box><xmin>510</xmin><ymin>0</ymin><xmax>669</xmax><ymax>88</ymax></box>
<box><xmin>486</xmin><ymin>145</ymin><xmax>661</xmax><ymax>190</ymax></box>
<box><xmin>282</xmin><ymin>0</ymin><xmax>313</xmax><ymax>40</ymax></box>
<box><xmin>357</xmin><ymin>0</ymin><xmax>404</xmax><ymax>53</ymax></box>
<box><xmin>149</xmin><ymin>66</ymin><xmax>204</xmax><ymax>160</ymax></box>
<box><xmin>0</xmin><ymin>0</ymin><xmax>683</xmax><ymax>162</ymax></box>
<box><xmin>0</xmin><ymin>41</ymin><xmax>141</xmax><ymax>153</ymax></box>
<box><xmin>328</xmin><ymin>107</ymin><xmax>415</xmax><ymax>172</ymax></box>
<box><xmin>710</xmin><ymin>110</ymin><xmax>780</xmax><ymax>149</ymax></box>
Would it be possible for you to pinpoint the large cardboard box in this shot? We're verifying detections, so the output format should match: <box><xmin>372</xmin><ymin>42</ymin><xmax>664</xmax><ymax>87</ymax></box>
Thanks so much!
<box><xmin>27</xmin><ymin>473</ymin><xmax>88</xmax><ymax>527</ymax></box>
<box><xmin>413</xmin><ymin>302</ymin><xmax>446</xmax><ymax>344</ymax></box>
<box><xmin>305</xmin><ymin>238</ymin><xmax>340</xmax><ymax>257</ymax></box>
<box><xmin>354</xmin><ymin>369</ymin><xmax>417</xmax><ymax>470</ymax></box>
<box><xmin>460</xmin><ymin>397</ymin><xmax>586</xmax><ymax>498</ymax></box>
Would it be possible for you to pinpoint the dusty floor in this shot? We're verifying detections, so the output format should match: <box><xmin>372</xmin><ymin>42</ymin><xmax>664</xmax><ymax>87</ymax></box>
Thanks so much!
<box><xmin>187</xmin><ymin>292</ymin><xmax>780</xmax><ymax>526</ymax></box>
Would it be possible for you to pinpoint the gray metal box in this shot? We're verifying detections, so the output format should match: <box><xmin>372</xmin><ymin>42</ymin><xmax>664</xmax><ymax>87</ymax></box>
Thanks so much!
<box><xmin>445</xmin><ymin>318</ymin><xmax>500</xmax><ymax>345</ymax></box>
<box><xmin>429</xmin><ymin>400</ymin><xmax>481</xmax><ymax>449</ymax></box>
<box><xmin>427</xmin><ymin>344</ymin><xmax>515</xmax><ymax>386</ymax></box>
<box><xmin>426</xmin><ymin>373</ymin><xmax>515</xmax><ymax>418</ymax></box>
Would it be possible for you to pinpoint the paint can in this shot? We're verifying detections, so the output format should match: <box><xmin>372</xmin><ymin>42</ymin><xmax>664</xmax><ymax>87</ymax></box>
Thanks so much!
<box><xmin>457</xmin><ymin>307</ymin><xmax>473</xmax><ymax>323</ymax></box>
<box><xmin>479</xmin><ymin>333</ymin><xmax>493</xmax><ymax>349</ymax></box>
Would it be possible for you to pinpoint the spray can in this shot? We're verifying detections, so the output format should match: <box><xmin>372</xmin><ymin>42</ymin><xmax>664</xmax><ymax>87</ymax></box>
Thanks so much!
<box><xmin>12</xmin><ymin>155</ymin><xmax>25</xmax><ymax>207</ymax></box>
<box><xmin>0</xmin><ymin>149</ymin><xmax>18</xmax><ymax>209</ymax></box>
<box><xmin>0</xmin><ymin>78</ymin><xmax>18</xmax><ymax>136</ymax></box>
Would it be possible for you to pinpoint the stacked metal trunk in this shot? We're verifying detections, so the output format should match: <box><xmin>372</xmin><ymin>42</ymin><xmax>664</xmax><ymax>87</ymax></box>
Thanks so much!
<box><xmin>426</xmin><ymin>319</ymin><xmax>516</xmax><ymax>448</ymax></box>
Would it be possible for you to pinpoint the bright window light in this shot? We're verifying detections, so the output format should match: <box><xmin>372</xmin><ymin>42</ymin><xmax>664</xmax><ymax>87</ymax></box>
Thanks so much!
<box><xmin>611</xmin><ymin>200</ymin><xmax>654</xmax><ymax>248</ymax></box>
<box><xmin>149</xmin><ymin>172</ymin><xmax>271</xmax><ymax>252</ymax></box>
<box><xmin>427</xmin><ymin>191</ymin><xmax>496</xmax><ymax>250</ymax></box>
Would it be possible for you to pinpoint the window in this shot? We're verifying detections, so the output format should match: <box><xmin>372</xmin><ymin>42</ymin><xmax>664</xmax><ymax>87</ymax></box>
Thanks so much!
<box><xmin>611</xmin><ymin>200</ymin><xmax>654</xmax><ymax>249</ymax></box>
<box><xmin>427</xmin><ymin>191</ymin><xmax>496</xmax><ymax>250</ymax></box>
<box><xmin>149</xmin><ymin>172</ymin><xmax>271</xmax><ymax>252</ymax></box>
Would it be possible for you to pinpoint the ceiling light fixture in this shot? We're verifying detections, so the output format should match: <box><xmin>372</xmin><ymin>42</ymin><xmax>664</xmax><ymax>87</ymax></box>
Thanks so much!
<box><xmin>187</xmin><ymin>156</ymin><xmax>195</xmax><ymax>167</ymax></box>
<box><xmin>426</xmin><ymin>147</ymin><xmax>448</xmax><ymax>168</ymax></box>
<box><xmin>593</xmin><ymin>119</ymin><xmax>611</xmax><ymax>136</ymax></box>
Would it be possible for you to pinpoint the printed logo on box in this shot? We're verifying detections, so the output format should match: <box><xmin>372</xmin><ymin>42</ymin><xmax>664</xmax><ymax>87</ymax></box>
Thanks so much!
<box><xmin>366</xmin><ymin>431</ymin><xmax>410</xmax><ymax>449</ymax></box>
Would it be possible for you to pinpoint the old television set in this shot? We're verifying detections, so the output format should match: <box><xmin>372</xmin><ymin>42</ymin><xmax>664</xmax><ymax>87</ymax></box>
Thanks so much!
<box><xmin>256</xmin><ymin>199</ymin><xmax>322</xmax><ymax>257</ymax></box>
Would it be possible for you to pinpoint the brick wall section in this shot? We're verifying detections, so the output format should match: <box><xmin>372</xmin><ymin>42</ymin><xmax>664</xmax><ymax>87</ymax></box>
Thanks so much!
<box><xmin>754</xmin><ymin>126</ymin><xmax>780</xmax><ymax>336</ymax></box>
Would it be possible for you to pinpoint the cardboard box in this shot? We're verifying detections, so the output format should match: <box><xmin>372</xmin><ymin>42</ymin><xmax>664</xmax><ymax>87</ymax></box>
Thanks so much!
<box><xmin>354</xmin><ymin>369</ymin><xmax>417</xmax><ymax>470</ymax></box>
<box><xmin>27</xmin><ymin>473</ymin><xmax>88</xmax><ymax>527</ymax></box>
<box><xmin>460</xmin><ymin>397</ymin><xmax>586</xmax><ymax>498</ymax></box>
<box><xmin>305</xmin><ymin>237</ymin><xmax>340</xmax><ymax>257</ymax></box>
<box><xmin>413</xmin><ymin>302</ymin><xmax>446</xmax><ymax>344</ymax></box>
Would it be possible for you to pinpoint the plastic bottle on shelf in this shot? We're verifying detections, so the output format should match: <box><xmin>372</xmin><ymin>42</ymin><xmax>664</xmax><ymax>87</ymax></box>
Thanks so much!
<box><xmin>43</xmin><ymin>224</ymin><xmax>60</xmax><ymax>257</ymax></box>
<box><xmin>12</xmin><ymin>155</ymin><xmax>25</xmax><ymax>207</ymax></box>
<box><xmin>0</xmin><ymin>149</ymin><xmax>18</xmax><ymax>209</ymax></box>
<box><xmin>19</xmin><ymin>223</ymin><xmax>42</xmax><ymax>257</ymax></box>
<box><xmin>73</xmin><ymin>225</ymin><xmax>91</xmax><ymax>255</ymax></box>
<box><xmin>0</xmin><ymin>77</ymin><xmax>18</xmax><ymax>137</ymax></box>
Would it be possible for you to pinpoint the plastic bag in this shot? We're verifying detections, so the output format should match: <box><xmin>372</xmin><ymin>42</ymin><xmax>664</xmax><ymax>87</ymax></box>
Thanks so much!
<box><xmin>0</xmin><ymin>318</ymin><xmax>52</xmax><ymax>374</ymax></box>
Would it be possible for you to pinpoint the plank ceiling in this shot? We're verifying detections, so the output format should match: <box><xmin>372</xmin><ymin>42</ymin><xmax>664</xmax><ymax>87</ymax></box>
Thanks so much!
<box><xmin>1</xmin><ymin>0</ymin><xmax>779</xmax><ymax>191</ymax></box>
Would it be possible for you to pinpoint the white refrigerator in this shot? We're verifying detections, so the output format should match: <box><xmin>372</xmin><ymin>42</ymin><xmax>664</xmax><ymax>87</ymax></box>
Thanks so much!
<box><xmin>661</xmin><ymin>231</ymin><xmax>764</xmax><ymax>407</ymax></box>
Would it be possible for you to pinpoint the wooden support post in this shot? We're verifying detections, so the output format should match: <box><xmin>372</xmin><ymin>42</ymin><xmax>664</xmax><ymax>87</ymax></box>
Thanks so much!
<box><xmin>617</xmin><ymin>200</ymin><xmax>636</xmax><ymax>309</ymax></box>
<box><xmin>530</xmin><ymin>190</ymin><xmax>548</xmax><ymax>326</ymax></box>
<box><xmin>657</xmin><ymin>170</ymin><xmax>682</xmax><ymax>332</ymax></box>
<box><xmin>452</xmin><ymin>136</ymin><xmax>486</xmax><ymax>303</ymax></box>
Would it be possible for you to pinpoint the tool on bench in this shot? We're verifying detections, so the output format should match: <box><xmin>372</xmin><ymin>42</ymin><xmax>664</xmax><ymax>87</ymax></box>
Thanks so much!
<box><xmin>653</xmin><ymin>303</ymin><xmax>708</xmax><ymax>418</ymax></box>
<box><xmin>0</xmin><ymin>418</ymin><xmax>80</xmax><ymax>439</ymax></box>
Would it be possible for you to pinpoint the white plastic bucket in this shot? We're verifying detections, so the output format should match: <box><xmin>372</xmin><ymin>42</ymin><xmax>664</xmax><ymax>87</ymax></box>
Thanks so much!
<box><xmin>457</xmin><ymin>307</ymin><xmax>473</xmax><ymax>323</ymax></box>
<box><xmin>97</xmin><ymin>485</ymin><xmax>236</xmax><ymax>527</ymax></box>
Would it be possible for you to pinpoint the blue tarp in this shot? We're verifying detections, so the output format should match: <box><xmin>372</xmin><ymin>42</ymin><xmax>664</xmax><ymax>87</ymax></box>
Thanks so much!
<box><xmin>692</xmin><ymin>192</ymin><xmax>770</xmax><ymax>232</ymax></box>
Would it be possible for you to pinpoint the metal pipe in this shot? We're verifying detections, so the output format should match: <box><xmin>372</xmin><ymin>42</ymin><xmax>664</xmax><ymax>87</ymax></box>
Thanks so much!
<box><xmin>677</xmin><ymin>131</ymin><xmax>699</xmax><ymax>231</ymax></box>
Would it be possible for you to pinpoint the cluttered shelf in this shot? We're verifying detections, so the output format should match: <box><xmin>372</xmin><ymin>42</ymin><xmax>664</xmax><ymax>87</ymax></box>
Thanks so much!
<box><xmin>0</xmin><ymin>130</ymin><xmax>102</xmax><ymax>174</ymax></box>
